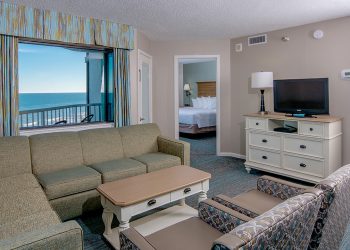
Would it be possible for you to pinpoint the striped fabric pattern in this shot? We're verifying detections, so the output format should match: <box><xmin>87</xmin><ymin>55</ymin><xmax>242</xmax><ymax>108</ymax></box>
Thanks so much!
<box><xmin>114</xmin><ymin>49</ymin><xmax>131</xmax><ymax>127</ymax></box>
<box><xmin>0</xmin><ymin>2</ymin><xmax>43</xmax><ymax>39</ymax></box>
<box><xmin>43</xmin><ymin>9</ymin><xmax>95</xmax><ymax>45</ymax></box>
<box><xmin>94</xmin><ymin>19</ymin><xmax>134</xmax><ymax>49</ymax></box>
<box><xmin>0</xmin><ymin>35</ymin><xmax>19</xmax><ymax>136</ymax></box>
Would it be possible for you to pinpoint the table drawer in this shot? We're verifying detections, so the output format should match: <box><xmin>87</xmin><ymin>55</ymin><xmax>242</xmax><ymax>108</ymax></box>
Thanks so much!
<box><xmin>248</xmin><ymin>118</ymin><xmax>267</xmax><ymax>130</ymax></box>
<box><xmin>249</xmin><ymin>148</ymin><xmax>281</xmax><ymax>167</ymax></box>
<box><xmin>171</xmin><ymin>182</ymin><xmax>203</xmax><ymax>201</ymax></box>
<box><xmin>300</xmin><ymin>122</ymin><xmax>324</xmax><ymax>137</ymax></box>
<box><xmin>130</xmin><ymin>193</ymin><xmax>171</xmax><ymax>214</ymax></box>
<box><xmin>284</xmin><ymin>154</ymin><xmax>324</xmax><ymax>177</ymax></box>
<box><xmin>284</xmin><ymin>137</ymin><xmax>324</xmax><ymax>158</ymax></box>
<box><xmin>249</xmin><ymin>132</ymin><xmax>281</xmax><ymax>150</ymax></box>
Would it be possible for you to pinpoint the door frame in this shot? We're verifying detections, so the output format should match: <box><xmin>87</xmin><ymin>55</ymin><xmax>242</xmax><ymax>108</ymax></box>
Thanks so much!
<box><xmin>138</xmin><ymin>49</ymin><xmax>153</xmax><ymax>124</ymax></box>
<box><xmin>174</xmin><ymin>55</ymin><xmax>221</xmax><ymax>155</ymax></box>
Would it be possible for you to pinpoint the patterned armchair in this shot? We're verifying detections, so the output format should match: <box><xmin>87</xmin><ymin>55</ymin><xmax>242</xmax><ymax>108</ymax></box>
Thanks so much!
<box><xmin>119</xmin><ymin>189</ymin><xmax>323</xmax><ymax>250</ymax></box>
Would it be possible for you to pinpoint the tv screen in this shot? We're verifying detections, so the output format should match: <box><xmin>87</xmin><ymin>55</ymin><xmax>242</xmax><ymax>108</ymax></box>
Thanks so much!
<box><xmin>274</xmin><ymin>78</ymin><xmax>329</xmax><ymax>115</ymax></box>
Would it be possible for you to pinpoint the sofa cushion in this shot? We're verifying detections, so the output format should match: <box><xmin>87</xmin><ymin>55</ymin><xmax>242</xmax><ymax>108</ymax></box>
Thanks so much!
<box><xmin>0</xmin><ymin>210</ymin><xmax>60</xmax><ymax>240</ymax></box>
<box><xmin>37</xmin><ymin>166</ymin><xmax>101</xmax><ymax>200</ymax></box>
<box><xmin>146</xmin><ymin>217</ymin><xmax>223</xmax><ymax>250</ymax></box>
<box><xmin>229</xmin><ymin>189</ymin><xmax>283</xmax><ymax>215</ymax></box>
<box><xmin>118</xmin><ymin>123</ymin><xmax>161</xmax><ymax>158</ymax></box>
<box><xmin>0</xmin><ymin>174</ymin><xmax>40</xmax><ymax>195</ymax></box>
<box><xmin>132</xmin><ymin>152</ymin><xmax>181</xmax><ymax>173</ymax></box>
<box><xmin>0</xmin><ymin>188</ymin><xmax>53</xmax><ymax>223</ymax></box>
<box><xmin>79</xmin><ymin>128</ymin><xmax>124</xmax><ymax>165</ymax></box>
<box><xmin>0</xmin><ymin>136</ymin><xmax>32</xmax><ymax>178</ymax></box>
<box><xmin>90</xmin><ymin>158</ymin><xmax>146</xmax><ymax>183</ymax></box>
<box><xmin>29</xmin><ymin>132</ymin><xmax>84</xmax><ymax>175</ymax></box>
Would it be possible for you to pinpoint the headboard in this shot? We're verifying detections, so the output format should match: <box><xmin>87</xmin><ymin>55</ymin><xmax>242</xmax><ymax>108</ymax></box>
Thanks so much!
<box><xmin>197</xmin><ymin>81</ymin><xmax>216</xmax><ymax>97</ymax></box>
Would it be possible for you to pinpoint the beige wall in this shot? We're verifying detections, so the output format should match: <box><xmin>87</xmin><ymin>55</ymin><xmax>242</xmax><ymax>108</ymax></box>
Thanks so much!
<box><xmin>149</xmin><ymin>39</ymin><xmax>233</xmax><ymax>153</ymax></box>
<box><xmin>231</xmin><ymin>16</ymin><xmax>350</xmax><ymax>163</ymax></box>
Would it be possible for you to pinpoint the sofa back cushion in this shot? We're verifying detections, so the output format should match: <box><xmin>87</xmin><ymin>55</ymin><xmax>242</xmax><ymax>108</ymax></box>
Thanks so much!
<box><xmin>0</xmin><ymin>136</ymin><xmax>32</xmax><ymax>178</ymax></box>
<box><xmin>29</xmin><ymin>132</ymin><xmax>84</xmax><ymax>174</ymax></box>
<box><xmin>79</xmin><ymin>128</ymin><xmax>124</xmax><ymax>165</ymax></box>
<box><xmin>118</xmin><ymin>123</ymin><xmax>161</xmax><ymax>157</ymax></box>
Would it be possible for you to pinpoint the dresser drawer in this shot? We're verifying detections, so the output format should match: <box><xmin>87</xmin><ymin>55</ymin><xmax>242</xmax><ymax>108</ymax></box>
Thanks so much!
<box><xmin>249</xmin><ymin>132</ymin><xmax>281</xmax><ymax>150</ymax></box>
<box><xmin>171</xmin><ymin>182</ymin><xmax>203</xmax><ymax>201</ymax></box>
<box><xmin>248</xmin><ymin>118</ymin><xmax>267</xmax><ymax>130</ymax></box>
<box><xmin>300</xmin><ymin>122</ymin><xmax>324</xmax><ymax>137</ymax></box>
<box><xmin>249</xmin><ymin>148</ymin><xmax>281</xmax><ymax>167</ymax></box>
<box><xmin>130</xmin><ymin>193</ymin><xmax>171</xmax><ymax>214</ymax></box>
<box><xmin>284</xmin><ymin>137</ymin><xmax>324</xmax><ymax>158</ymax></box>
<box><xmin>284</xmin><ymin>154</ymin><xmax>324</xmax><ymax>177</ymax></box>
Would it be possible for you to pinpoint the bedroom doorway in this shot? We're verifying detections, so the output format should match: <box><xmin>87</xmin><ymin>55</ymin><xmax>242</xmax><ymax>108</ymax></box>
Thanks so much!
<box><xmin>174</xmin><ymin>55</ymin><xmax>220</xmax><ymax>155</ymax></box>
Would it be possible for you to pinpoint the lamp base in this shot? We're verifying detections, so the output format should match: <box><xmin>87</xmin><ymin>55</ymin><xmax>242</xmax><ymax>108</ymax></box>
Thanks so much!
<box><xmin>259</xmin><ymin>111</ymin><xmax>269</xmax><ymax>115</ymax></box>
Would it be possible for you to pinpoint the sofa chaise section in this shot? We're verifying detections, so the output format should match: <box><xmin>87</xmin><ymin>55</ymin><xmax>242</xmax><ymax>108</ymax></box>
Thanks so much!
<box><xmin>29</xmin><ymin>132</ymin><xmax>102</xmax><ymax>220</ymax></box>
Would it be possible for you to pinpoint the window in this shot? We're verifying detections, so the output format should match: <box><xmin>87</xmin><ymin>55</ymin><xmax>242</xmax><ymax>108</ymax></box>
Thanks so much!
<box><xmin>18</xmin><ymin>43</ymin><xmax>114</xmax><ymax>129</ymax></box>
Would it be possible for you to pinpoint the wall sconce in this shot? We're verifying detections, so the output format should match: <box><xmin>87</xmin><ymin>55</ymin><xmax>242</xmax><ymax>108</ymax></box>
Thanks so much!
<box><xmin>184</xmin><ymin>83</ymin><xmax>192</xmax><ymax>106</ymax></box>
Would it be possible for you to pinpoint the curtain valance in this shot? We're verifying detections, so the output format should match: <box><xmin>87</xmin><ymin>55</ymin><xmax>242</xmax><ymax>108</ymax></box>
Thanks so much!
<box><xmin>0</xmin><ymin>2</ymin><xmax>134</xmax><ymax>49</ymax></box>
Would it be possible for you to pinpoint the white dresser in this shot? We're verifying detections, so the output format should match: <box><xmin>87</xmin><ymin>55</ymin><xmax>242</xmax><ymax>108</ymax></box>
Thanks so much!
<box><xmin>245</xmin><ymin>113</ymin><xmax>342</xmax><ymax>183</ymax></box>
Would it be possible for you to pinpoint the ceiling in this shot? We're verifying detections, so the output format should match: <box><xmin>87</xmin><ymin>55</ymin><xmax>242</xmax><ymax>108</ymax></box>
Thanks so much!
<box><xmin>6</xmin><ymin>0</ymin><xmax>350</xmax><ymax>41</ymax></box>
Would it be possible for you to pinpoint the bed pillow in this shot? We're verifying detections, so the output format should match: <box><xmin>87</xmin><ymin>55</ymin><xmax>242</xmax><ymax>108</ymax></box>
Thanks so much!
<box><xmin>192</xmin><ymin>98</ymin><xmax>200</xmax><ymax>108</ymax></box>
<box><xmin>209</xmin><ymin>97</ymin><xmax>216</xmax><ymax>109</ymax></box>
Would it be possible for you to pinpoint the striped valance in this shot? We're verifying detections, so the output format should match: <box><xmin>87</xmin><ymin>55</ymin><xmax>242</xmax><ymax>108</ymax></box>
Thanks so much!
<box><xmin>0</xmin><ymin>2</ymin><xmax>134</xmax><ymax>49</ymax></box>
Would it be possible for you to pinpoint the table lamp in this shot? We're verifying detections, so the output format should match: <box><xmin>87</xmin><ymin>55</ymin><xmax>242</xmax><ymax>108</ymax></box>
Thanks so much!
<box><xmin>251</xmin><ymin>72</ymin><xmax>273</xmax><ymax>114</ymax></box>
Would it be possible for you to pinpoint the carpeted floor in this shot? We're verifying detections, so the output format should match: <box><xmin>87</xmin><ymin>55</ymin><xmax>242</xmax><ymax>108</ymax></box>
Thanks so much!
<box><xmin>76</xmin><ymin>134</ymin><xmax>261</xmax><ymax>249</ymax></box>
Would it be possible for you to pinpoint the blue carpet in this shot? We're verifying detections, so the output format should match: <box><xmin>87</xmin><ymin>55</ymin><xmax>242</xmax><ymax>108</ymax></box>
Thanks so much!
<box><xmin>76</xmin><ymin>135</ymin><xmax>261</xmax><ymax>249</ymax></box>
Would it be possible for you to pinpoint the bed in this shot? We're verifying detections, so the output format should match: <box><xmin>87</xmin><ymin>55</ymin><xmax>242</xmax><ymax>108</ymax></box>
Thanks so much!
<box><xmin>179</xmin><ymin>81</ymin><xmax>216</xmax><ymax>134</ymax></box>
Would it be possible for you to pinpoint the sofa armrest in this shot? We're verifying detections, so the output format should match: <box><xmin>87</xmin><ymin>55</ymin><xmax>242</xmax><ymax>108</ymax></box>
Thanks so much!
<box><xmin>0</xmin><ymin>221</ymin><xmax>83</xmax><ymax>250</ymax></box>
<box><xmin>157</xmin><ymin>136</ymin><xmax>190</xmax><ymax>165</ymax></box>
<box><xmin>257</xmin><ymin>175</ymin><xmax>310</xmax><ymax>200</ymax></box>
<box><xmin>120</xmin><ymin>227</ymin><xmax>155</xmax><ymax>250</ymax></box>
<box><xmin>212</xmin><ymin>194</ymin><xmax>259</xmax><ymax>218</ymax></box>
<box><xmin>198</xmin><ymin>199</ymin><xmax>251</xmax><ymax>234</ymax></box>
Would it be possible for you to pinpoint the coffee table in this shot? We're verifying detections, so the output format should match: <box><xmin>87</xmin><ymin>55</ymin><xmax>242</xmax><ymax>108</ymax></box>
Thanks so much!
<box><xmin>97</xmin><ymin>165</ymin><xmax>211</xmax><ymax>249</ymax></box>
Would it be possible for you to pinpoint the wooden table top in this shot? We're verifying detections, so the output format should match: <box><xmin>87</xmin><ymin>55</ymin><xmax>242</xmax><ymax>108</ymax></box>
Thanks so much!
<box><xmin>97</xmin><ymin>165</ymin><xmax>211</xmax><ymax>207</ymax></box>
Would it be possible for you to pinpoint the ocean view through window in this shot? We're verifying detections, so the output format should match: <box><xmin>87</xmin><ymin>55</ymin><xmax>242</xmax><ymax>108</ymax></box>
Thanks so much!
<box><xmin>18</xmin><ymin>43</ymin><xmax>114</xmax><ymax>129</ymax></box>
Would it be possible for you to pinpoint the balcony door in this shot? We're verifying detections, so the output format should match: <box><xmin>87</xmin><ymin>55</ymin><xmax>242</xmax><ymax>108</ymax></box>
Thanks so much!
<box><xmin>138</xmin><ymin>50</ymin><xmax>152</xmax><ymax>124</ymax></box>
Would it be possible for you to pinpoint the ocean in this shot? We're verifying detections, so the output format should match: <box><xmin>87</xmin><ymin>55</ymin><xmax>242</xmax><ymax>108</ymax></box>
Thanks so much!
<box><xmin>19</xmin><ymin>93</ymin><xmax>87</xmax><ymax>111</ymax></box>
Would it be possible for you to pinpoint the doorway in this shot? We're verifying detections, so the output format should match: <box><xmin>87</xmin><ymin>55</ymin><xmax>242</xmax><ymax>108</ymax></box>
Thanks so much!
<box><xmin>174</xmin><ymin>55</ymin><xmax>220</xmax><ymax>155</ymax></box>
<box><xmin>138</xmin><ymin>50</ymin><xmax>153</xmax><ymax>124</ymax></box>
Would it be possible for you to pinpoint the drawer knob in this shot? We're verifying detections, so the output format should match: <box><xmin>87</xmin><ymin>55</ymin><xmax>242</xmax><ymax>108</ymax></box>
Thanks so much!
<box><xmin>310</xmin><ymin>128</ymin><xmax>314</xmax><ymax>131</ymax></box>
<box><xmin>147</xmin><ymin>199</ymin><xmax>157</xmax><ymax>206</ymax></box>
<box><xmin>300</xmin><ymin>163</ymin><xmax>307</xmax><ymax>168</ymax></box>
<box><xmin>262</xmin><ymin>139</ymin><xmax>268</xmax><ymax>143</ymax></box>
<box><xmin>262</xmin><ymin>155</ymin><xmax>268</xmax><ymax>160</ymax></box>
<box><xmin>256</xmin><ymin>122</ymin><xmax>259</xmax><ymax>126</ymax></box>
<box><xmin>300</xmin><ymin>145</ymin><xmax>307</xmax><ymax>149</ymax></box>
<box><xmin>184</xmin><ymin>187</ymin><xmax>191</xmax><ymax>194</ymax></box>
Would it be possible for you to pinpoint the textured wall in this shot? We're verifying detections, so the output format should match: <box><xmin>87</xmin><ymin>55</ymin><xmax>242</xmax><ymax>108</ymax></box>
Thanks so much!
<box><xmin>231</xmin><ymin>16</ymin><xmax>350</xmax><ymax>163</ymax></box>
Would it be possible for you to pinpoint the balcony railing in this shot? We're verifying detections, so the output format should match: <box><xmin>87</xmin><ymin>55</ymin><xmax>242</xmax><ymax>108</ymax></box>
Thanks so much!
<box><xmin>19</xmin><ymin>103</ymin><xmax>104</xmax><ymax>129</ymax></box>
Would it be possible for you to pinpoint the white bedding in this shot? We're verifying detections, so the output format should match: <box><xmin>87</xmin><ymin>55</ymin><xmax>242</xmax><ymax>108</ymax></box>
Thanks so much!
<box><xmin>179</xmin><ymin>107</ymin><xmax>216</xmax><ymax>128</ymax></box>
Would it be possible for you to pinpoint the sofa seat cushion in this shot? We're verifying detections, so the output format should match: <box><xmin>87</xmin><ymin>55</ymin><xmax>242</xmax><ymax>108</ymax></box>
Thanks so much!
<box><xmin>145</xmin><ymin>217</ymin><xmax>223</xmax><ymax>250</ymax></box>
<box><xmin>0</xmin><ymin>210</ymin><xmax>60</xmax><ymax>240</ymax></box>
<box><xmin>0</xmin><ymin>174</ymin><xmax>40</xmax><ymax>195</ymax></box>
<box><xmin>37</xmin><ymin>166</ymin><xmax>101</xmax><ymax>200</ymax></box>
<box><xmin>90</xmin><ymin>158</ymin><xmax>146</xmax><ymax>183</ymax></box>
<box><xmin>0</xmin><ymin>188</ymin><xmax>53</xmax><ymax>223</ymax></box>
<box><xmin>132</xmin><ymin>152</ymin><xmax>181</xmax><ymax>173</ymax></box>
<box><xmin>229</xmin><ymin>189</ymin><xmax>283</xmax><ymax>215</ymax></box>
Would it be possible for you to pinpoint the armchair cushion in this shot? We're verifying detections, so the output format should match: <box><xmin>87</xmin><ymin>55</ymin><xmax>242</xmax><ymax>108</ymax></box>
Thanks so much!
<box><xmin>37</xmin><ymin>166</ymin><xmax>101</xmax><ymax>200</ymax></box>
<box><xmin>90</xmin><ymin>158</ymin><xmax>146</xmax><ymax>183</ymax></box>
<box><xmin>257</xmin><ymin>175</ymin><xmax>309</xmax><ymax>200</ymax></box>
<box><xmin>0</xmin><ymin>174</ymin><xmax>40</xmax><ymax>195</ymax></box>
<box><xmin>132</xmin><ymin>152</ymin><xmax>181</xmax><ymax>173</ymax></box>
<box><xmin>157</xmin><ymin>136</ymin><xmax>190</xmax><ymax>165</ymax></box>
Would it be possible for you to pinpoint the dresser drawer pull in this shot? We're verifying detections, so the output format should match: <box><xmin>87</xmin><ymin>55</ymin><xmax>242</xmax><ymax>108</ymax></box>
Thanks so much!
<box><xmin>299</xmin><ymin>163</ymin><xmax>307</xmax><ymax>168</ymax></box>
<box><xmin>184</xmin><ymin>187</ymin><xmax>192</xmax><ymax>194</ymax></box>
<box><xmin>147</xmin><ymin>199</ymin><xmax>157</xmax><ymax>206</ymax></box>
<box><xmin>256</xmin><ymin>122</ymin><xmax>259</xmax><ymax>126</ymax></box>
<box><xmin>262</xmin><ymin>139</ymin><xmax>268</xmax><ymax>143</ymax></box>
<box><xmin>300</xmin><ymin>145</ymin><xmax>307</xmax><ymax>149</ymax></box>
<box><xmin>309</xmin><ymin>128</ymin><xmax>314</xmax><ymax>131</ymax></box>
<box><xmin>262</xmin><ymin>155</ymin><xmax>268</xmax><ymax>160</ymax></box>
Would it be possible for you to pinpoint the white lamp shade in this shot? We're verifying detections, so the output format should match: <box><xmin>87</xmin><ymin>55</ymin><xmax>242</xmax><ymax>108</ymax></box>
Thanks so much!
<box><xmin>251</xmin><ymin>72</ymin><xmax>273</xmax><ymax>89</ymax></box>
<box><xmin>184</xmin><ymin>83</ymin><xmax>191</xmax><ymax>91</ymax></box>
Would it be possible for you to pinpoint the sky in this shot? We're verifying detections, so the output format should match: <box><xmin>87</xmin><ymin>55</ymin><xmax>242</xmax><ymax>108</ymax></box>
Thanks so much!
<box><xmin>19</xmin><ymin>43</ymin><xmax>87</xmax><ymax>93</ymax></box>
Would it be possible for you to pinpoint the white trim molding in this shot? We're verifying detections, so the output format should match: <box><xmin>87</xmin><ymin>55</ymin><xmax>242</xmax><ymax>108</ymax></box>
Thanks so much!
<box><xmin>217</xmin><ymin>152</ymin><xmax>246</xmax><ymax>160</ymax></box>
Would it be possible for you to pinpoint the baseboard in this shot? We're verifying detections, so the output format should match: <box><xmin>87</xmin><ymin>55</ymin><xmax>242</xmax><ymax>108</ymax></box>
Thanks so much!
<box><xmin>217</xmin><ymin>152</ymin><xmax>246</xmax><ymax>160</ymax></box>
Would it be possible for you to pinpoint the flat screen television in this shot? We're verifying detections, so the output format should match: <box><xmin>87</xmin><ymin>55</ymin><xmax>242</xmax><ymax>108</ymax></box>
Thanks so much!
<box><xmin>273</xmin><ymin>78</ymin><xmax>329</xmax><ymax>115</ymax></box>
